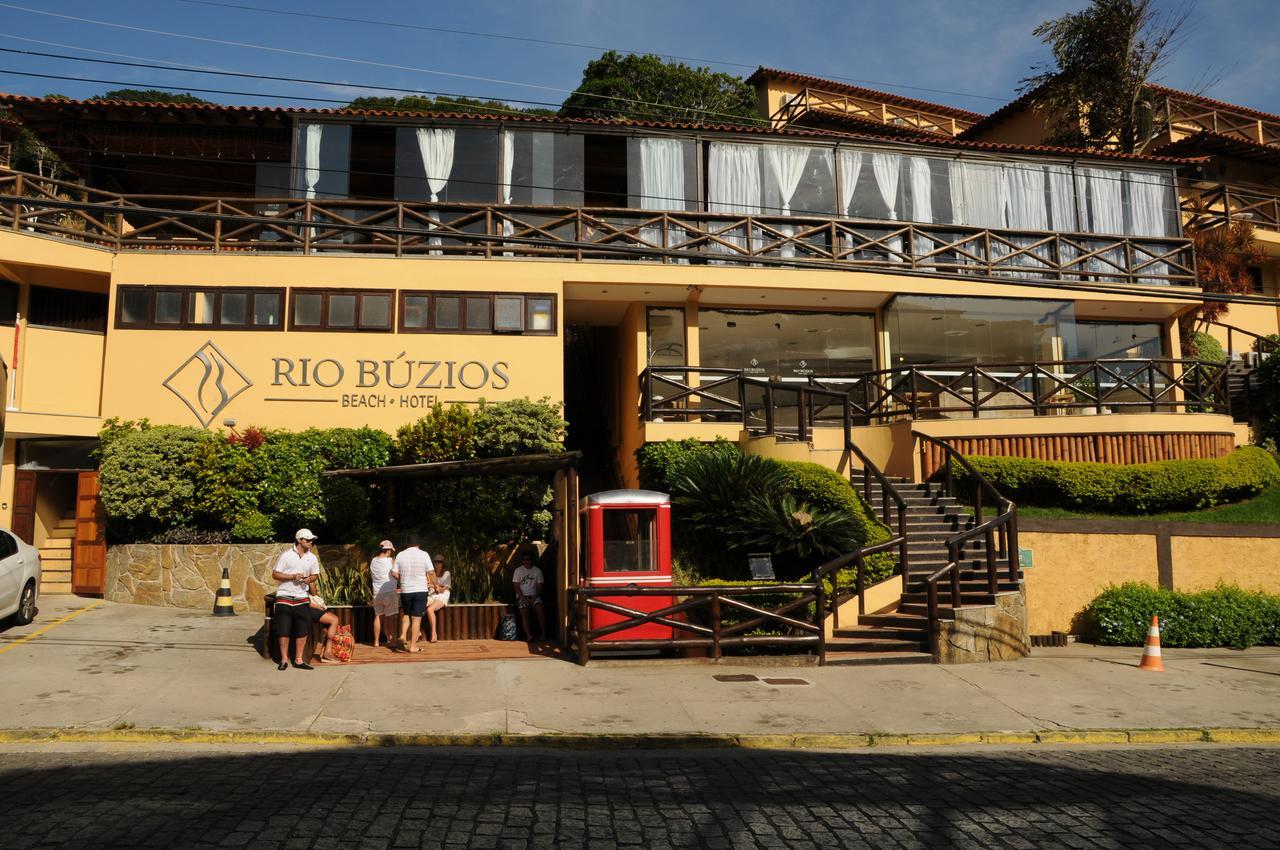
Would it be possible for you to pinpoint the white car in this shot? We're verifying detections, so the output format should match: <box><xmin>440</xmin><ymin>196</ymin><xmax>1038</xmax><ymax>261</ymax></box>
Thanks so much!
<box><xmin>0</xmin><ymin>528</ymin><xmax>39</xmax><ymax>626</ymax></box>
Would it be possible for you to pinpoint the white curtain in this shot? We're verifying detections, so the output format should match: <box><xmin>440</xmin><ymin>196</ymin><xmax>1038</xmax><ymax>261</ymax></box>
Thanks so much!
<box><xmin>1005</xmin><ymin>164</ymin><xmax>1049</xmax><ymax>275</ymax></box>
<box><xmin>950</xmin><ymin>160</ymin><xmax>1008</xmax><ymax>272</ymax></box>
<box><xmin>1127</xmin><ymin>169</ymin><xmax>1174</xmax><ymax>283</ymax></box>
<box><xmin>415</xmin><ymin>128</ymin><xmax>455</xmax><ymax>253</ymax></box>
<box><xmin>838</xmin><ymin>149</ymin><xmax>862</xmax><ymax>216</ymax></box>
<box><xmin>501</xmin><ymin>130</ymin><xmax>515</xmax><ymax>250</ymax></box>
<box><xmin>870</xmin><ymin>152</ymin><xmax>902</xmax><ymax>260</ymax></box>
<box><xmin>639</xmin><ymin>137</ymin><xmax>685</xmax><ymax>257</ymax></box>
<box><xmin>766</xmin><ymin>144</ymin><xmax>811</xmax><ymax>257</ymax></box>
<box><xmin>907</xmin><ymin>156</ymin><xmax>933</xmax><ymax>263</ymax></box>
<box><xmin>1080</xmin><ymin>167</ymin><xmax>1125</xmax><ymax>277</ymax></box>
<box><xmin>303</xmin><ymin>124</ymin><xmax>323</xmax><ymax>200</ymax></box>
<box><xmin>708</xmin><ymin>143</ymin><xmax>762</xmax><ymax>258</ymax></box>
<box><xmin>1046</xmin><ymin>164</ymin><xmax>1078</xmax><ymax>278</ymax></box>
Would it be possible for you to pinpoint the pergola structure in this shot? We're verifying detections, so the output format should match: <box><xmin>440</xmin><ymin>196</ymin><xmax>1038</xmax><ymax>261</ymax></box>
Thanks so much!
<box><xmin>324</xmin><ymin>451</ymin><xmax>582</xmax><ymax>647</ymax></box>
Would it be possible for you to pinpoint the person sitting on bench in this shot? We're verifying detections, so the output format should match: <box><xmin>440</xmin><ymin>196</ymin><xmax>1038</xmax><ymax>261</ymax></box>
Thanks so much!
<box><xmin>512</xmin><ymin>551</ymin><xmax>545</xmax><ymax>642</ymax></box>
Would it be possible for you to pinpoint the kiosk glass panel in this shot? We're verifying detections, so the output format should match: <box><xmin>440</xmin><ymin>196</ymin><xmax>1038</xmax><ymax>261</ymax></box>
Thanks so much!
<box><xmin>602</xmin><ymin>508</ymin><xmax>658</xmax><ymax>572</ymax></box>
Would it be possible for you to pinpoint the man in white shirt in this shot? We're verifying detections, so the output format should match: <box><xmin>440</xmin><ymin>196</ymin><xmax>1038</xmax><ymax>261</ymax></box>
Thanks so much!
<box><xmin>390</xmin><ymin>540</ymin><xmax>433</xmax><ymax>653</ymax></box>
<box><xmin>271</xmin><ymin>529</ymin><xmax>321</xmax><ymax>670</ymax></box>
<box><xmin>512</xmin><ymin>551</ymin><xmax>545</xmax><ymax>642</ymax></box>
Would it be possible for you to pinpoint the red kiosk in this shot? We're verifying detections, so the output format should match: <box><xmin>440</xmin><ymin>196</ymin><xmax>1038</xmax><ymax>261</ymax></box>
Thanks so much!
<box><xmin>579</xmin><ymin>490</ymin><xmax>673</xmax><ymax>641</ymax></box>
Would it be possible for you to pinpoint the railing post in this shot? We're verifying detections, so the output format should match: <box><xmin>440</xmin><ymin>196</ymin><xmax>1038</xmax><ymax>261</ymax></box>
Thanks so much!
<box><xmin>1148</xmin><ymin>363</ymin><xmax>1159</xmax><ymax>412</ymax></box>
<box><xmin>926</xmin><ymin>579</ymin><xmax>939</xmax><ymax>657</ymax></box>
<box><xmin>1008</xmin><ymin>515</ymin><xmax>1020</xmax><ymax>583</ymax></box>
<box><xmin>738</xmin><ymin>373</ymin><xmax>748</xmax><ymax>425</ymax></box>
<box><xmin>855</xmin><ymin>555</ymin><xmax>865</xmax><ymax>617</ymax></box>
<box><xmin>798</xmin><ymin>388</ymin><xmax>810</xmax><ymax>444</ymax></box>
<box><xmin>949</xmin><ymin>548</ymin><xmax>961</xmax><ymax>610</ymax></box>
<box><xmin>576</xmin><ymin>591</ymin><xmax>590</xmax><ymax>666</ymax></box>
<box><xmin>971</xmin><ymin>368</ymin><xmax>980</xmax><ymax>419</ymax></box>
<box><xmin>986</xmin><ymin>527</ymin><xmax>997</xmax><ymax>596</ymax></box>
<box><xmin>213</xmin><ymin>200</ymin><xmax>222</xmax><ymax>254</ymax></box>
<box><xmin>710</xmin><ymin>593</ymin><xmax>722</xmax><ymax>660</ymax></box>
<box><xmin>642</xmin><ymin>369</ymin><xmax>653</xmax><ymax>422</ymax></box>
<box><xmin>764</xmin><ymin>383</ymin><xmax>775</xmax><ymax>435</ymax></box>
<box><xmin>816</xmin><ymin>577</ymin><xmax>827</xmax><ymax>667</ymax></box>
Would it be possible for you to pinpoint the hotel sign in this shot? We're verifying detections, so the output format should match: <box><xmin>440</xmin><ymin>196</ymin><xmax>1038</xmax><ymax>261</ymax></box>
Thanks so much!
<box><xmin>163</xmin><ymin>340</ymin><xmax>514</xmax><ymax>427</ymax></box>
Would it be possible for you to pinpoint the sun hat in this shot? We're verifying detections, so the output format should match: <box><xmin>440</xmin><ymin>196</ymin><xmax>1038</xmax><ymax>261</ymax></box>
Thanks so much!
<box><xmin>379</xmin><ymin>540</ymin><xmax>395</xmax><ymax>551</ymax></box>
<box><xmin>295</xmin><ymin>528</ymin><xmax>318</xmax><ymax>541</ymax></box>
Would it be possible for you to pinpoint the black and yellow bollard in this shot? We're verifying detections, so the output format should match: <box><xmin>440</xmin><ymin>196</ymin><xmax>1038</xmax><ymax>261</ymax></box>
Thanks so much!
<box><xmin>212</xmin><ymin>565</ymin><xmax>237</xmax><ymax>617</ymax></box>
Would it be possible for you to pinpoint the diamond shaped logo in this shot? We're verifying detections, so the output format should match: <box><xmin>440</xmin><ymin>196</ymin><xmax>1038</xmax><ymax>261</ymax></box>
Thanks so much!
<box><xmin>749</xmin><ymin>358</ymin><xmax>760</xmax><ymax>367</ymax></box>
<box><xmin>799</xmin><ymin>360</ymin><xmax>808</xmax><ymax>368</ymax></box>
<box><xmin>163</xmin><ymin>341</ymin><xmax>252</xmax><ymax>428</ymax></box>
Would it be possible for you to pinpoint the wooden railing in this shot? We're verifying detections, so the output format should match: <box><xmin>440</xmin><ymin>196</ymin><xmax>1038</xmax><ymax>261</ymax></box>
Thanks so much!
<box><xmin>771</xmin><ymin>86</ymin><xmax>974</xmax><ymax>136</ymax></box>
<box><xmin>571</xmin><ymin>582</ymin><xmax>826</xmax><ymax>664</ymax></box>
<box><xmin>1181</xmin><ymin>181</ymin><xmax>1280</xmax><ymax>234</ymax></box>
<box><xmin>641</xmin><ymin>358</ymin><xmax>1230</xmax><ymax>427</ymax></box>
<box><xmin>1204</xmin><ymin>320</ymin><xmax>1280</xmax><ymax>359</ymax></box>
<box><xmin>1162</xmin><ymin>92</ymin><xmax>1280</xmax><ymax>148</ymax></box>
<box><xmin>0</xmin><ymin>167</ymin><xmax>1196</xmax><ymax>285</ymax></box>
<box><xmin>913</xmin><ymin>432</ymin><xmax>1019</xmax><ymax>657</ymax></box>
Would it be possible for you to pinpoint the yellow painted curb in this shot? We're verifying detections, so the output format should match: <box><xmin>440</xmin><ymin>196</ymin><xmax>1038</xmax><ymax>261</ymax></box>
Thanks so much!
<box><xmin>905</xmin><ymin>733</ymin><xmax>984</xmax><ymax>747</ymax></box>
<box><xmin>1206</xmin><ymin>728</ymin><xmax>1280</xmax><ymax>744</ymax></box>
<box><xmin>791</xmin><ymin>734</ymin><xmax>872</xmax><ymax>749</ymax></box>
<box><xmin>736</xmin><ymin>735</ymin><xmax>800</xmax><ymax>749</ymax></box>
<box><xmin>981</xmin><ymin>732</ymin><xmax>1039</xmax><ymax>745</ymax></box>
<box><xmin>1127</xmin><ymin>729</ymin><xmax>1207</xmax><ymax>744</ymax></box>
<box><xmin>869</xmin><ymin>734</ymin><xmax>910</xmax><ymax>746</ymax></box>
<box><xmin>1037</xmin><ymin>730</ymin><xmax>1130</xmax><ymax>745</ymax></box>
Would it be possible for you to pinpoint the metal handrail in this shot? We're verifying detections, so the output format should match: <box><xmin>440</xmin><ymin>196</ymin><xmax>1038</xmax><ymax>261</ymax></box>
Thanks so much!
<box><xmin>912</xmin><ymin>431</ymin><xmax>1019</xmax><ymax>656</ymax></box>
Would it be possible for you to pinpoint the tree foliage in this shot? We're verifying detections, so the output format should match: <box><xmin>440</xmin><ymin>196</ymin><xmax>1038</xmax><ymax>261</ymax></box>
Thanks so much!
<box><xmin>344</xmin><ymin>95</ymin><xmax>553</xmax><ymax>117</ymax></box>
<box><xmin>560</xmin><ymin>51</ymin><xmax>758</xmax><ymax>124</ymax></box>
<box><xmin>1021</xmin><ymin>0</ymin><xmax>1188</xmax><ymax>152</ymax></box>
<box><xmin>90</xmin><ymin>89</ymin><xmax>214</xmax><ymax>105</ymax></box>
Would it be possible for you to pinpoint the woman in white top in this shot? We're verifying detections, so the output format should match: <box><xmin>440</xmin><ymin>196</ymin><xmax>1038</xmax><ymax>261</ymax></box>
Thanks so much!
<box><xmin>424</xmin><ymin>556</ymin><xmax>452</xmax><ymax>644</ymax></box>
<box><xmin>368</xmin><ymin>541</ymin><xmax>398</xmax><ymax>649</ymax></box>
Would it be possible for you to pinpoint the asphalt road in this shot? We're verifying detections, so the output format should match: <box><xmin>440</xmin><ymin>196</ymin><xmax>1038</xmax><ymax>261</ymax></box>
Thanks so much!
<box><xmin>0</xmin><ymin>744</ymin><xmax>1276</xmax><ymax>848</ymax></box>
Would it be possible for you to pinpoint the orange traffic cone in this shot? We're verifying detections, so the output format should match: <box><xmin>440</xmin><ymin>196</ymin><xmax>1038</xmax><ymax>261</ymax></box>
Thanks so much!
<box><xmin>1138</xmin><ymin>615</ymin><xmax>1163</xmax><ymax>671</ymax></box>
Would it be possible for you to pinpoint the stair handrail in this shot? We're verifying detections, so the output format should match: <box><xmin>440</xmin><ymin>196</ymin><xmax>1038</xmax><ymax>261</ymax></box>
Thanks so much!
<box><xmin>1200</xmin><ymin>320</ymin><xmax>1279</xmax><ymax>359</ymax></box>
<box><xmin>911</xmin><ymin>432</ymin><xmax>1020</xmax><ymax>657</ymax></box>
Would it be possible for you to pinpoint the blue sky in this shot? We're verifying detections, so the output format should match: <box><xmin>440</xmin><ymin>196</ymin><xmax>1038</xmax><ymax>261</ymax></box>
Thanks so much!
<box><xmin>0</xmin><ymin>0</ymin><xmax>1275</xmax><ymax>118</ymax></box>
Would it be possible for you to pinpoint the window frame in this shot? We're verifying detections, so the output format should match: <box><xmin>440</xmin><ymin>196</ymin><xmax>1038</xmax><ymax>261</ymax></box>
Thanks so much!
<box><xmin>398</xmin><ymin>291</ymin><xmax>557</xmax><ymax>335</ymax></box>
<box><xmin>115</xmin><ymin>285</ymin><xmax>286</xmax><ymax>331</ymax></box>
<box><xmin>287</xmin><ymin>288</ymin><xmax>395</xmax><ymax>333</ymax></box>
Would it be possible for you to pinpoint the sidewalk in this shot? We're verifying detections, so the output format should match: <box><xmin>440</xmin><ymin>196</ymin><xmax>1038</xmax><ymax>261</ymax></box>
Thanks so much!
<box><xmin>2</xmin><ymin>597</ymin><xmax>1279</xmax><ymax>742</ymax></box>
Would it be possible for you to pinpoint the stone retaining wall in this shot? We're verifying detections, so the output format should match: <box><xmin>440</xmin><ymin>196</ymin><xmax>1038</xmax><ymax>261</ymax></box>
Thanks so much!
<box><xmin>105</xmin><ymin>544</ymin><xmax>364</xmax><ymax>613</ymax></box>
<box><xmin>933</xmin><ymin>587</ymin><xmax>1030</xmax><ymax>664</ymax></box>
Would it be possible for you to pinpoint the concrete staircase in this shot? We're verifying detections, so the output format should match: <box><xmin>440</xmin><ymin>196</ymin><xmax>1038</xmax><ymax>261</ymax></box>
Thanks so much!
<box><xmin>38</xmin><ymin>513</ymin><xmax>75</xmax><ymax>595</ymax></box>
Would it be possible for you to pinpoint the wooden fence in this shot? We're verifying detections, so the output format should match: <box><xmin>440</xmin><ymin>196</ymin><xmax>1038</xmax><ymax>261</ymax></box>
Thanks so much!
<box><xmin>917</xmin><ymin>432</ymin><xmax>1236</xmax><ymax>479</ymax></box>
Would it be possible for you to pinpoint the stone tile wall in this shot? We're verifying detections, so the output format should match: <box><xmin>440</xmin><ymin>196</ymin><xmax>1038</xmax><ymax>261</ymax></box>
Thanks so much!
<box><xmin>933</xmin><ymin>587</ymin><xmax>1030</xmax><ymax>664</ymax></box>
<box><xmin>105</xmin><ymin>544</ymin><xmax>364</xmax><ymax>613</ymax></box>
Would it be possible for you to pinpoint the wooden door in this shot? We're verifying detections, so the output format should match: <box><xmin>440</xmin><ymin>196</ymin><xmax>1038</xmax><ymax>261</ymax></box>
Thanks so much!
<box><xmin>72</xmin><ymin>471</ymin><xmax>106</xmax><ymax>596</ymax></box>
<box><xmin>11</xmin><ymin>470</ymin><xmax>35</xmax><ymax>545</ymax></box>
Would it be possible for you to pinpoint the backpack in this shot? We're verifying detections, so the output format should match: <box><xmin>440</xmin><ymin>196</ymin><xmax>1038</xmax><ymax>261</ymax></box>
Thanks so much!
<box><xmin>497</xmin><ymin>613</ymin><xmax>519</xmax><ymax>641</ymax></box>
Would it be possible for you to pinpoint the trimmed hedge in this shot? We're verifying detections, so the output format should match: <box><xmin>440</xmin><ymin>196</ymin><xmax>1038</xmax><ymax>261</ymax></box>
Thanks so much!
<box><xmin>1085</xmin><ymin>582</ymin><xmax>1280</xmax><ymax>649</ymax></box>
<box><xmin>636</xmin><ymin>439</ymin><xmax>894</xmax><ymax>584</ymax></box>
<box><xmin>955</xmin><ymin>447</ymin><xmax>1280</xmax><ymax>514</ymax></box>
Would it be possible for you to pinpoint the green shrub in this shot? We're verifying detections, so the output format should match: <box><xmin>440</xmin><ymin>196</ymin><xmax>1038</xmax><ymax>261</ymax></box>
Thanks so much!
<box><xmin>99</xmin><ymin>426</ymin><xmax>215</xmax><ymax>541</ymax></box>
<box><xmin>1190</xmin><ymin>331</ymin><xmax>1226</xmax><ymax>364</ymax></box>
<box><xmin>638</xmin><ymin>440</ymin><xmax>894</xmax><ymax>583</ymax></box>
<box><xmin>957</xmin><ymin>447</ymin><xmax>1280</xmax><ymax>514</ymax></box>
<box><xmin>230</xmin><ymin>511</ymin><xmax>275</xmax><ymax>543</ymax></box>
<box><xmin>394</xmin><ymin>402</ymin><xmax>478</xmax><ymax>463</ymax></box>
<box><xmin>1085</xmin><ymin>582</ymin><xmax>1280</xmax><ymax>649</ymax></box>
<box><xmin>1256</xmin><ymin>353</ymin><xmax>1280</xmax><ymax>446</ymax></box>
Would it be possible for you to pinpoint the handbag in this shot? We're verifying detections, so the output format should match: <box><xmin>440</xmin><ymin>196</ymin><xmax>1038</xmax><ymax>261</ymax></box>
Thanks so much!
<box><xmin>497</xmin><ymin>613</ymin><xmax>519</xmax><ymax>641</ymax></box>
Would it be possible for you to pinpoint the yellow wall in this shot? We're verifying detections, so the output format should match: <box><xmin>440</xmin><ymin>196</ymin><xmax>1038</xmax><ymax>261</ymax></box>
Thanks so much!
<box><xmin>616</xmin><ymin>302</ymin><xmax>646</xmax><ymax>487</ymax></box>
<box><xmin>1171</xmin><ymin>537</ymin><xmax>1280</xmax><ymax>594</ymax></box>
<box><xmin>20</xmin><ymin>327</ymin><xmax>104</xmax><ymax>416</ymax></box>
<box><xmin>1021</xmin><ymin>531</ymin><xmax>1160</xmax><ymax>635</ymax></box>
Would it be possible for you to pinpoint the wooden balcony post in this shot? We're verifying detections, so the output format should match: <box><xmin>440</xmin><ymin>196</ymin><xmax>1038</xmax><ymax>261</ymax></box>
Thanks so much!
<box><xmin>798</xmin><ymin>388</ymin><xmax>810</xmax><ymax>444</ymax></box>
<box><xmin>213</xmin><ymin>200</ymin><xmax>222</xmax><ymax>254</ymax></box>
<box><xmin>816</xmin><ymin>577</ymin><xmax>827</xmax><ymax>667</ymax></box>
<box><xmin>764</xmin><ymin>383</ymin><xmax>775</xmax><ymax>435</ymax></box>
<box><xmin>710</xmin><ymin>593</ymin><xmax>722</xmax><ymax>660</ymax></box>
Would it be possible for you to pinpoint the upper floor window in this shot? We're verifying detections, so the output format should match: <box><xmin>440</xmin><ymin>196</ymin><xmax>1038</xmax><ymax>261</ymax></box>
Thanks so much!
<box><xmin>290</xmin><ymin>289</ymin><xmax>393</xmax><ymax>331</ymax></box>
<box><xmin>293</xmin><ymin>122</ymin><xmax>351</xmax><ymax>200</ymax></box>
<box><xmin>399</xmin><ymin>291</ymin><xmax>555</xmax><ymax>334</ymax></box>
<box><xmin>0</xmin><ymin>281</ymin><xmax>17</xmax><ymax>326</ymax></box>
<box><xmin>116</xmin><ymin>286</ymin><xmax>284</xmax><ymax>330</ymax></box>
<box><xmin>29</xmin><ymin>285</ymin><xmax>108</xmax><ymax>333</ymax></box>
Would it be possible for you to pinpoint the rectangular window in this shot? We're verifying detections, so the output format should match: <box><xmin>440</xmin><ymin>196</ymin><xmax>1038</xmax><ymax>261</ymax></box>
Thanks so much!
<box><xmin>602</xmin><ymin>508</ymin><xmax>658</xmax><ymax>572</ymax></box>
<box><xmin>0</xmin><ymin>281</ymin><xmax>18</xmax><ymax>326</ymax></box>
<box><xmin>289</xmin><ymin>289</ymin><xmax>393</xmax><ymax>332</ymax></box>
<box><xmin>399</xmin><ymin>291</ymin><xmax>556</xmax><ymax>335</ymax></box>
<box><xmin>115</xmin><ymin>286</ymin><xmax>285</xmax><ymax>330</ymax></box>
<box><xmin>28</xmin><ymin>285</ymin><xmax>108</xmax><ymax>333</ymax></box>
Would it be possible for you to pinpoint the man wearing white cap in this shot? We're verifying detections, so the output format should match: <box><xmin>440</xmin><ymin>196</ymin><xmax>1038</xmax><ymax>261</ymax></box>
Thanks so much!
<box><xmin>368</xmin><ymin>540</ymin><xmax>398</xmax><ymax>649</ymax></box>
<box><xmin>271</xmin><ymin>528</ymin><xmax>321</xmax><ymax>670</ymax></box>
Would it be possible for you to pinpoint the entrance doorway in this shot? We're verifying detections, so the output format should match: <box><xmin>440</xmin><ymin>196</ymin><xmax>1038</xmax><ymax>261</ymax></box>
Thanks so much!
<box><xmin>564</xmin><ymin>324</ymin><xmax>621</xmax><ymax>494</ymax></box>
<box><xmin>12</xmin><ymin>439</ymin><xmax>106</xmax><ymax>596</ymax></box>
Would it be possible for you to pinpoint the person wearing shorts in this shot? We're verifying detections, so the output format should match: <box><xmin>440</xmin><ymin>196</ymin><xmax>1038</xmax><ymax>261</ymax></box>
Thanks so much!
<box><xmin>512</xmin><ymin>551</ymin><xmax>545</xmax><ymax>642</ymax></box>
<box><xmin>271</xmin><ymin>529</ymin><xmax>320</xmax><ymax>670</ymax></box>
<box><xmin>391</xmin><ymin>541</ymin><xmax>432</xmax><ymax>654</ymax></box>
<box><xmin>369</xmin><ymin>541</ymin><xmax>398</xmax><ymax>649</ymax></box>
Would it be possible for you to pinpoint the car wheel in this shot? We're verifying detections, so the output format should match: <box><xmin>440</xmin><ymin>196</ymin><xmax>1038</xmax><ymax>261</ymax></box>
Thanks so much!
<box><xmin>12</xmin><ymin>581</ymin><xmax>36</xmax><ymax>626</ymax></box>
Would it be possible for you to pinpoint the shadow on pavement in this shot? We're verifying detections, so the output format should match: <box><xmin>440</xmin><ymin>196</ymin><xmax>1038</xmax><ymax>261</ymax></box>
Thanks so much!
<box><xmin>1</xmin><ymin>745</ymin><xmax>1278</xmax><ymax>847</ymax></box>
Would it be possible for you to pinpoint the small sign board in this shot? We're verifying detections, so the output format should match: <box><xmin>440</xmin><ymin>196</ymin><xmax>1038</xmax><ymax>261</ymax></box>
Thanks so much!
<box><xmin>1019</xmin><ymin>548</ymin><xmax>1034</xmax><ymax>569</ymax></box>
<box><xmin>747</xmin><ymin>552</ymin><xmax>776</xmax><ymax>581</ymax></box>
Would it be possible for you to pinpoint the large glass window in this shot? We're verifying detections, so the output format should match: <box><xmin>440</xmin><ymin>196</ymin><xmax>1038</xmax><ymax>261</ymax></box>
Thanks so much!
<box><xmin>394</xmin><ymin>127</ymin><xmax>498</xmax><ymax>203</ymax></box>
<box><xmin>626</xmin><ymin>138</ymin><xmax>699</xmax><ymax>211</ymax></box>
<box><xmin>698</xmin><ymin>309</ymin><xmax>876</xmax><ymax>378</ymax></box>
<box><xmin>646</xmin><ymin>307</ymin><xmax>685</xmax><ymax>367</ymax></box>
<box><xmin>884</xmin><ymin>296</ymin><xmax>1075</xmax><ymax>366</ymax></box>
<box><xmin>1072</xmin><ymin>322</ymin><xmax>1163</xmax><ymax>360</ymax></box>
<box><xmin>292</xmin><ymin>122</ymin><xmax>351</xmax><ymax>199</ymax></box>
<box><xmin>503</xmin><ymin>130</ymin><xmax>584</xmax><ymax>206</ymax></box>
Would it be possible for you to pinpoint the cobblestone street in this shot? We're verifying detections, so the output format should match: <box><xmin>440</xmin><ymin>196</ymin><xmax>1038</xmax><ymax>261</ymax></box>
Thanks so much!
<box><xmin>1</xmin><ymin>744</ymin><xmax>1277</xmax><ymax>848</ymax></box>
